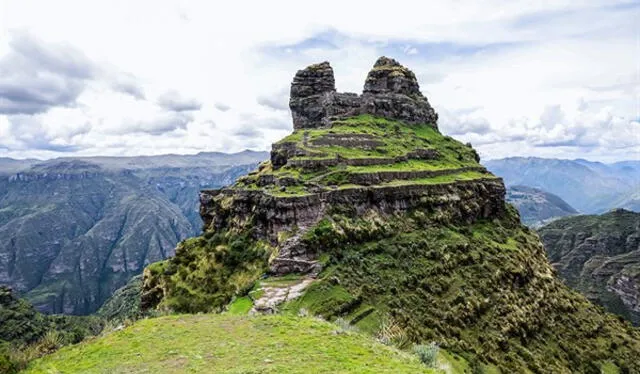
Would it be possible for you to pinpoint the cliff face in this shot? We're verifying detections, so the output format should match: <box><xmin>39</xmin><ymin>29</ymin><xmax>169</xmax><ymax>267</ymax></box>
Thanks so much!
<box><xmin>538</xmin><ymin>209</ymin><xmax>640</xmax><ymax>325</ymax></box>
<box><xmin>143</xmin><ymin>57</ymin><xmax>640</xmax><ymax>373</ymax></box>
<box><xmin>0</xmin><ymin>155</ymin><xmax>264</xmax><ymax>315</ymax></box>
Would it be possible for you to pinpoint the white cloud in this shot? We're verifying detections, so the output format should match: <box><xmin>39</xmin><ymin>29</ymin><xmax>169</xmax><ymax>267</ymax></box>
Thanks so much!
<box><xmin>0</xmin><ymin>0</ymin><xmax>637</xmax><ymax>161</ymax></box>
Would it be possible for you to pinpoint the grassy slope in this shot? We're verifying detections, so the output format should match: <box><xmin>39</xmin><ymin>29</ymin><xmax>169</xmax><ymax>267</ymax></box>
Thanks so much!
<box><xmin>25</xmin><ymin>314</ymin><xmax>437</xmax><ymax>374</ymax></box>
<box><xmin>280</xmin><ymin>209</ymin><xmax>640</xmax><ymax>373</ymax></box>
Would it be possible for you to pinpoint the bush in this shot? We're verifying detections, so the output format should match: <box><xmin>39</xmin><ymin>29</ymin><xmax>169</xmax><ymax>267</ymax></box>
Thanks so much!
<box><xmin>412</xmin><ymin>342</ymin><xmax>439</xmax><ymax>367</ymax></box>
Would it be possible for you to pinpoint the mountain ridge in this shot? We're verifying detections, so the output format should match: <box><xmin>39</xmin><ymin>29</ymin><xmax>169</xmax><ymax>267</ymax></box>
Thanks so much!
<box><xmin>0</xmin><ymin>152</ymin><xmax>267</xmax><ymax>315</ymax></box>
<box><xmin>485</xmin><ymin>156</ymin><xmax>640</xmax><ymax>213</ymax></box>
<box><xmin>506</xmin><ymin>185</ymin><xmax>578</xmax><ymax>227</ymax></box>
<box><xmin>538</xmin><ymin>209</ymin><xmax>640</xmax><ymax>325</ymax></box>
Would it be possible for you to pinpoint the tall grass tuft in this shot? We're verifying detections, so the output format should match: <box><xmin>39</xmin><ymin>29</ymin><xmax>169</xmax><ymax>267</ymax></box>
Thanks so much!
<box><xmin>412</xmin><ymin>342</ymin><xmax>439</xmax><ymax>367</ymax></box>
<box><xmin>376</xmin><ymin>315</ymin><xmax>409</xmax><ymax>348</ymax></box>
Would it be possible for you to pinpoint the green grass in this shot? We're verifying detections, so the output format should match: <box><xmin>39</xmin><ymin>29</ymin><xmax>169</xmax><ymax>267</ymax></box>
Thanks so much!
<box><xmin>378</xmin><ymin>171</ymin><xmax>495</xmax><ymax>187</ymax></box>
<box><xmin>233</xmin><ymin>115</ymin><xmax>488</xmax><ymax>197</ymax></box>
<box><xmin>226</xmin><ymin>297</ymin><xmax>253</xmax><ymax>315</ymax></box>
<box><xmin>25</xmin><ymin>314</ymin><xmax>438</xmax><ymax>374</ymax></box>
<box><xmin>266</xmin><ymin>115</ymin><xmax>480</xmax><ymax>181</ymax></box>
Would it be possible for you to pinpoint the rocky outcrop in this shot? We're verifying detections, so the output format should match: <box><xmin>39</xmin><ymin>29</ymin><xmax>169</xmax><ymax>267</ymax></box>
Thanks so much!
<box><xmin>201</xmin><ymin>177</ymin><xmax>505</xmax><ymax>244</ymax></box>
<box><xmin>142</xmin><ymin>57</ymin><xmax>640</xmax><ymax>373</ymax></box>
<box><xmin>289</xmin><ymin>57</ymin><xmax>438</xmax><ymax>130</ymax></box>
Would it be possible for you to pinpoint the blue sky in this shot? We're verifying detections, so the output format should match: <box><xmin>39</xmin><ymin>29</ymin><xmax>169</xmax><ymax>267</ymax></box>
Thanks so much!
<box><xmin>0</xmin><ymin>0</ymin><xmax>638</xmax><ymax>161</ymax></box>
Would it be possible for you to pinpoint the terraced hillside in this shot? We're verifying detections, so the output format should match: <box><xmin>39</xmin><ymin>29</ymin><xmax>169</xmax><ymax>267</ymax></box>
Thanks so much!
<box><xmin>142</xmin><ymin>57</ymin><xmax>640</xmax><ymax>373</ymax></box>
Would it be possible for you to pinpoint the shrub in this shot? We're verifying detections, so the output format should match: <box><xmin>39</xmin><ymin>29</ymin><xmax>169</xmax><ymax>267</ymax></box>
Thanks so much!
<box><xmin>377</xmin><ymin>316</ymin><xmax>408</xmax><ymax>348</ymax></box>
<box><xmin>412</xmin><ymin>342</ymin><xmax>439</xmax><ymax>367</ymax></box>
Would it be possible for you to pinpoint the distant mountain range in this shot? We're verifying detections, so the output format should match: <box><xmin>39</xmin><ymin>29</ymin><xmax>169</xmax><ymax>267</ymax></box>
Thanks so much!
<box><xmin>485</xmin><ymin>157</ymin><xmax>640</xmax><ymax>214</ymax></box>
<box><xmin>0</xmin><ymin>151</ymin><xmax>268</xmax><ymax>315</ymax></box>
<box><xmin>506</xmin><ymin>185</ymin><xmax>577</xmax><ymax>227</ymax></box>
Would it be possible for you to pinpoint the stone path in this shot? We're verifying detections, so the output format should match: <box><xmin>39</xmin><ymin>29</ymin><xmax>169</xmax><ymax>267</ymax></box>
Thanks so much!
<box><xmin>251</xmin><ymin>277</ymin><xmax>315</xmax><ymax>314</ymax></box>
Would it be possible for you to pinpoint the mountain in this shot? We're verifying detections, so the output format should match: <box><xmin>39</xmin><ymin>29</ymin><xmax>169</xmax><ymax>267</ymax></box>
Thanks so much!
<box><xmin>538</xmin><ymin>209</ymin><xmax>640</xmax><ymax>325</ymax></box>
<box><xmin>505</xmin><ymin>185</ymin><xmax>577</xmax><ymax>227</ymax></box>
<box><xmin>0</xmin><ymin>151</ymin><xmax>267</xmax><ymax>315</ymax></box>
<box><xmin>140</xmin><ymin>58</ymin><xmax>640</xmax><ymax>373</ymax></box>
<box><xmin>485</xmin><ymin>157</ymin><xmax>640</xmax><ymax>213</ymax></box>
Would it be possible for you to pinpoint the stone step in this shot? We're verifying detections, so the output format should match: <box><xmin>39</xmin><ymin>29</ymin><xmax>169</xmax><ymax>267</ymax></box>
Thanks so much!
<box><xmin>269</xmin><ymin>258</ymin><xmax>322</xmax><ymax>277</ymax></box>
<box><xmin>345</xmin><ymin>166</ymin><xmax>487</xmax><ymax>186</ymax></box>
<box><xmin>250</xmin><ymin>277</ymin><xmax>315</xmax><ymax>314</ymax></box>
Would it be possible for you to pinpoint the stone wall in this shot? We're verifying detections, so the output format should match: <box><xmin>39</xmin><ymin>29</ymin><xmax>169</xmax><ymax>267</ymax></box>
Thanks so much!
<box><xmin>200</xmin><ymin>177</ymin><xmax>506</xmax><ymax>243</ymax></box>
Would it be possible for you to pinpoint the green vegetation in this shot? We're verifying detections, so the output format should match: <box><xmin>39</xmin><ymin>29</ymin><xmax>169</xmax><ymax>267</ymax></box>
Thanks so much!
<box><xmin>413</xmin><ymin>343</ymin><xmax>439</xmax><ymax>368</ymax></box>
<box><xmin>0</xmin><ymin>286</ymin><xmax>104</xmax><ymax>372</ymax></box>
<box><xmin>137</xmin><ymin>114</ymin><xmax>639</xmax><ymax>373</ymax></box>
<box><xmin>238</xmin><ymin>115</ymin><xmax>484</xmax><ymax>196</ymax></box>
<box><xmin>226</xmin><ymin>296</ymin><xmax>253</xmax><ymax>315</ymax></box>
<box><xmin>97</xmin><ymin>275</ymin><xmax>143</xmax><ymax>322</ymax></box>
<box><xmin>279</xmin><ymin>208</ymin><xmax>640</xmax><ymax>373</ymax></box>
<box><xmin>142</xmin><ymin>231</ymin><xmax>274</xmax><ymax>313</ymax></box>
<box><xmin>25</xmin><ymin>314</ymin><xmax>437</xmax><ymax>373</ymax></box>
<box><xmin>538</xmin><ymin>209</ymin><xmax>640</xmax><ymax>325</ymax></box>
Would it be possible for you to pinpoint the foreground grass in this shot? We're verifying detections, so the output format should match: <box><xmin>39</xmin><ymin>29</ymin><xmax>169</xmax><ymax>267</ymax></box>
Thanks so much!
<box><xmin>25</xmin><ymin>314</ymin><xmax>436</xmax><ymax>374</ymax></box>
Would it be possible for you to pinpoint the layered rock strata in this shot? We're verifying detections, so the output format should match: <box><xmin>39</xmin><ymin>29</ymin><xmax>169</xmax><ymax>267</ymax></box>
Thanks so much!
<box><xmin>199</xmin><ymin>57</ymin><xmax>502</xmax><ymax>276</ymax></box>
<box><xmin>289</xmin><ymin>57</ymin><xmax>438</xmax><ymax>130</ymax></box>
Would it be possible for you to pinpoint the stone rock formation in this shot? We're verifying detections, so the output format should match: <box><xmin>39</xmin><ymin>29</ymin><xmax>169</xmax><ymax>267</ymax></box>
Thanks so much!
<box><xmin>289</xmin><ymin>57</ymin><xmax>438</xmax><ymax>130</ymax></box>
<box><xmin>142</xmin><ymin>57</ymin><xmax>640</xmax><ymax>373</ymax></box>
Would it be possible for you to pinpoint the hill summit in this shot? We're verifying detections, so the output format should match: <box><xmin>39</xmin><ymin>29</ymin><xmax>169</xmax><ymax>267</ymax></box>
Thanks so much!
<box><xmin>289</xmin><ymin>57</ymin><xmax>438</xmax><ymax>129</ymax></box>
<box><xmin>141</xmin><ymin>57</ymin><xmax>639</xmax><ymax>372</ymax></box>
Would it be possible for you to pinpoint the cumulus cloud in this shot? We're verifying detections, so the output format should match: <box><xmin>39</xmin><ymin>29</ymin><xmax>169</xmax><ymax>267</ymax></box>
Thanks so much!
<box><xmin>112</xmin><ymin>112</ymin><xmax>193</xmax><ymax>136</ymax></box>
<box><xmin>110</xmin><ymin>73</ymin><xmax>146</xmax><ymax>100</ymax></box>
<box><xmin>256</xmin><ymin>88</ymin><xmax>289</xmax><ymax>111</ymax></box>
<box><xmin>439</xmin><ymin>107</ymin><xmax>492</xmax><ymax>136</ymax></box>
<box><xmin>214</xmin><ymin>102</ymin><xmax>231</xmax><ymax>112</ymax></box>
<box><xmin>0</xmin><ymin>0</ymin><xmax>637</xmax><ymax>160</ymax></box>
<box><xmin>5</xmin><ymin>112</ymin><xmax>91</xmax><ymax>152</ymax></box>
<box><xmin>157</xmin><ymin>90</ymin><xmax>202</xmax><ymax>112</ymax></box>
<box><xmin>0</xmin><ymin>31</ymin><xmax>94</xmax><ymax>114</ymax></box>
<box><xmin>0</xmin><ymin>30</ymin><xmax>147</xmax><ymax>116</ymax></box>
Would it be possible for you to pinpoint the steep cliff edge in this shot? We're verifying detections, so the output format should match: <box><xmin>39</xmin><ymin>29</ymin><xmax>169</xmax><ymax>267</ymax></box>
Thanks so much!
<box><xmin>142</xmin><ymin>57</ymin><xmax>639</xmax><ymax>373</ymax></box>
<box><xmin>538</xmin><ymin>209</ymin><xmax>640</xmax><ymax>325</ymax></box>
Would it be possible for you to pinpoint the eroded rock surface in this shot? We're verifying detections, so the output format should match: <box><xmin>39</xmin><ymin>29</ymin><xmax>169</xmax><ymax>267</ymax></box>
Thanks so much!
<box><xmin>289</xmin><ymin>57</ymin><xmax>438</xmax><ymax>130</ymax></box>
<box><xmin>539</xmin><ymin>209</ymin><xmax>640</xmax><ymax>325</ymax></box>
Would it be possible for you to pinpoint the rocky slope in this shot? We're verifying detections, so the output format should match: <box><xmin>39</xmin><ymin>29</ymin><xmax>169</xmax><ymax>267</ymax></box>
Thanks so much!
<box><xmin>538</xmin><ymin>209</ymin><xmax>640</xmax><ymax>325</ymax></box>
<box><xmin>485</xmin><ymin>157</ymin><xmax>640</xmax><ymax>213</ymax></box>
<box><xmin>0</xmin><ymin>152</ymin><xmax>265</xmax><ymax>315</ymax></box>
<box><xmin>142</xmin><ymin>57</ymin><xmax>640</xmax><ymax>373</ymax></box>
<box><xmin>506</xmin><ymin>185</ymin><xmax>577</xmax><ymax>227</ymax></box>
